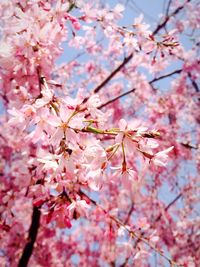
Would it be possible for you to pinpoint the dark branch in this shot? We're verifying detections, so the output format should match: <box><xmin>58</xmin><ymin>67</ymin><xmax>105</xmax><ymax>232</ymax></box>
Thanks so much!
<box><xmin>98</xmin><ymin>69</ymin><xmax>182</xmax><ymax>109</ymax></box>
<box><xmin>180</xmin><ymin>142</ymin><xmax>198</xmax><ymax>149</ymax></box>
<box><xmin>82</xmin><ymin>53</ymin><xmax>133</xmax><ymax>104</ymax></box>
<box><xmin>120</xmin><ymin>193</ymin><xmax>182</xmax><ymax>267</ymax></box>
<box><xmin>79</xmin><ymin>189</ymin><xmax>180</xmax><ymax>266</ymax></box>
<box><xmin>36</xmin><ymin>67</ymin><xmax>42</xmax><ymax>94</ymax></box>
<box><xmin>133</xmin><ymin>193</ymin><xmax>182</xmax><ymax>251</ymax></box>
<box><xmin>98</xmin><ymin>88</ymin><xmax>136</xmax><ymax>109</ymax></box>
<box><xmin>188</xmin><ymin>72</ymin><xmax>199</xmax><ymax>92</ymax></box>
<box><xmin>94</xmin><ymin>53</ymin><xmax>133</xmax><ymax>94</ymax></box>
<box><xmin>149</xmin><ymin>69</ymin><xmax>182</xmax><ymax>84</ymax></box>
<box><xmin>119</xmin><ymin>204</ymin><xmax>135</xmax><ymax>267</ymax></box>
<box><xmin>165</xmin><ymin>0</ymin><xmax>173</xmax><ymax>17</ymax></box>
<box><xmin>155</xmin><ymin>193</ymin><xmax>182</xmax><ymax>222</ymax></box>
<box><xmin>124</xmin><ymin>204</ymin><xmax>135</xmax><ymax>225</ymax></box>
<box><xmin>18</xmin><ymin>206</ymin><xmax>41</xmax><ymax>267</ymax></box>
<box><xmin>153</xmin><ymin>0</ymin><xmax>191</xmax><ymax>35</ymax></box>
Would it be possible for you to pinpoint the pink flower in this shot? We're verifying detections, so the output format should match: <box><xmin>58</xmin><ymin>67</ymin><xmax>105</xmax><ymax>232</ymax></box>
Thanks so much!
<box><xmin>68</xmin><ymin>199</ymin><xmax>90</xmax><ymax>217</ymax></box>
<box><xmin>48</xmin><ymin>102</ymin><xmax>84</xmax><ymax>146</ymax></box>
<box><xmin>84</xmin><ymin>143</ymin><xmax>107</xmax><ymax>170</ymax></box>
<box><xmin>86</xmin><ymin>168</ymin><xmax>103</xmax><ymax>191</ymax></box>
<box><xmin>37</xmin><ymin>155</ymin><xmax>58</xmax><ymax>171</ymax></box>
<box><xmin>34</xmin><ymin>82</ymin><xmax>53</xmax><ymax>109</ymax></box>
<box><xmin>133</xmin><ymin>14</ymin><xmax>151</xmax><ymax>37</ymax></box>
<box><xmin>152</xmin><ymin>146</ymin><xmax>174</xmax><ymax>167</ymax></box>
<box><xmin>111</xmin><ymin>165</ymin><xmax>138</xmax><ymax>189</ymax></box>
<box><xmin>136</xmin><ymin>217</ymin><xmax>150</xmax><ymax>231</ymax></box>
<box><xmin>65</xmin><ymin>14</ymin><xmax>81</xmax><ymax>31</ymax></box>
<box><xmin>115</xmin><ymin>119</ymin><xmax>137</xmax><ymax>153</ymax></box>
<box><xmin>87</xmin><ymin>94</ymin><xmax>106</xmax><ymax>122</ymax></box>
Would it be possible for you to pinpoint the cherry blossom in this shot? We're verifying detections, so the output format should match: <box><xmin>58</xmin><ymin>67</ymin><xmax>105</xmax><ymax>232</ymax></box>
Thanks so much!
<box><xmin>0</xmin><ymin>1</ymin><xmax>199</xmax><ymax>267</ymax></box>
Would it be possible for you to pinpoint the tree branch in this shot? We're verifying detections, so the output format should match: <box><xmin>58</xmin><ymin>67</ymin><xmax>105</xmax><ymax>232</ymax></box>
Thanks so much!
<box><xmin>120</xmin><ymin>193</ymin><xmax>182</xmax><ymax>267</ymax></box>
<box><xmin>133</xmin><ymin>192</ymin><xmax>182</xmax><ymax>252</ymax></box>
<box><xmin>153</xmin><ymin>0</ymin><xmax>191</xmax><ymax>35</ymax></box>
<box><xmin>180</xmin><ymin>142</ymin><xmax>198</xmax><ymax>149</ymax></box>
<box><xmin>82</xmin><ymin>53</ymin><xmax>133</xmax><ymax>104</ymax></box>
<box><xmin>165</xmin><ymin>0</ymin><xmax>173</xmax><ymax>18</ymax></box>
<box><xmin>124</xmin><ymin>203</ymin><xmax>135</xmax><ymax>225</ymax></box>
<box><xmin>149</xmin><ymin>69</ymin><xmax>182</xmax><ymax>84</ymax></box>
<box><xmin>98</xmin><ymin>88</ymin><xmax>136</xmax><ymax>109</ymax></box>
<box><xmin>79</xmin><ymin>190</ymin><xmax>182</xmax><ymax>266</ymax></box>
<box><xmin>93</xmin><ymin>54</ymin><xmax>133</xmax><ymax>94</ymax></box>
<box><xmin>18</xmin><ymin>206</ymin><xmax>41</xmax><ymax>267</ymax></box>
<box><xmin>155</xmin><ymin>193</ymin><xmax>182</xmax><ymax>222</ymax></box>
<box><xmin>188</xmin><ymin>72</ymin><xmax>199</xmax><ymax>92</ymax></box>
<box><xmin>98</xmin><ymin>69</ymin><xmax>182</xmax><ymax>109</ymax></box>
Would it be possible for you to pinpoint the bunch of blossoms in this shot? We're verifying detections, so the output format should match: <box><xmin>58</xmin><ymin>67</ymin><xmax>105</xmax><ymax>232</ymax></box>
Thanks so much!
<box><xmin>0</xmin><ymin>0</ymin><xmax>200</xmax><ymax>267</ymax></box>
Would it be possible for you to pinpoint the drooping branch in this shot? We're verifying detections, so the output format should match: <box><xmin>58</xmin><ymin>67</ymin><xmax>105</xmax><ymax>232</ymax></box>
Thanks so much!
<box><xmin>18</xmin><ymin>206</ymin><xmax>41</xmax><ymax>267</ymax></box>
<box><xmin>82</xmin><ymin>0</ymin><xmax>190</xmax><ymax>106</ymax></box>
<box><xmin>18</xmin><ymin>66</ymin><xmax>43</xmax><ymax>266</ymax></box>
<box><xmin>120</xmin><ymin>193</ymin><xmax>183</xmax><ymax>267</ymax></box>
<box><xmin>79</xmin><ymin>190</ymin><xmax>182</xmax><ymax>267</ymax></box>
<box><xmin>132</xmin><ymin>192</ymin><xmax>183</xmax><ymax>256</ymax></box>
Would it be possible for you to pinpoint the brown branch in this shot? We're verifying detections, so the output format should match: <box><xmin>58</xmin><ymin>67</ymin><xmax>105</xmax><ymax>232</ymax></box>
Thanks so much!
<box><xmin>98</xmin><ymin>69</ymin><xmax>182</xmax><ymax>109</ymax></box>
<box><xmin>155</xmin><ymin>193</ymin><xmax>182</xmax><ymax>222</ymax></box>
<box><xmin>188</xmin><ymin>72</ymin><xmax>199</xmax><ymax>92</ymax></box>
<box><xmin>98</xmin><ymin>88</ymin><xmax>136</xmax><ymax>109</ymax></box>
<box><xmin>119</xmin><ymin>204</ymin><xmax>135</xmax><ymax>267</ymax></box>
<box><xmin>93</xmin><ymin>54</ymin><xmax>133</xmax><ymax>94</ymax></box>
<box><xmin>120</xmin><ymin>193</ymin><xmax>182</xmax><ymax>267</ymax></box>
<box><xmin>153</xmin><ymin>0</ymin><xmax>191</xmax><ymax>35</ymax></box>
<box><xmin>82</xmin><ymin>53</ymin><xmax>133</xmax><ymax>104</ymax></box>
<box><xmin>180</xmin><ymin>142</ymin><xmax>198</xmax><ymax>149</ymax></box>
<box><xmin>77</xmin><ymin>1</ymin><xmax>189</xmax><ymax>111</ymax></box>
<box><xmin>36</xmin><ymin>67</ymin><xmax>43</xmax><ymax>95</ymax></box>
<box><xmin>166</xmin><ymin>0</ymin><xmax>173</xmax><ymax>18</ymax></box>
<box><xmin>18</xmin><ymin>206</ymin><xmax>41</xmax><ymax>267</ymax></box>
<box><xmin>124</xmin><ymin>204</ymin><xmax>135</xmax><ymax>225</ymax></box>
<box><xmin>79</xmin><ymin>190</ymin><xmax>182</xmax><ymax>266</ymax></box>
<box><xmin>133</xmin><ymin>192</ymin><xmax>182</xmax><ymax>253</ymax></box>
<box><xmin>149</xmin><ymin>69</ymin><xmax>182</xmax><ymax>84</ymax></box>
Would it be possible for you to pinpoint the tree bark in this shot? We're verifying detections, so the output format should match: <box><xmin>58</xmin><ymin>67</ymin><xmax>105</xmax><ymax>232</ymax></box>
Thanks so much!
<box><xmin>18</xmin><ymin>206</ymin><xmax>41</xmax><ymax>267</ymax></box>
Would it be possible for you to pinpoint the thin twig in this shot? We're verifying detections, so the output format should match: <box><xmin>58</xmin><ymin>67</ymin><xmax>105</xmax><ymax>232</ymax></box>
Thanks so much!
<box><xmin>188</xmin><ymin>72</ymin><xmax>199</xmax><ymax>92</ymax></box>
<box><xmin>149</xmin><ymin>69</ymin><xmax>182</xmax><ymax>84</ymax></box>
<box><xmin>155</xmin><ymin>193</ymin><xmax>182</xmax><ymax>222</ymax></box>
<box><xmin>133</xmin><ymin>192</ymin><xmax>182</xmax><ymax>253</ymax></box>
<box><xmin>166</xmin><ymin>0</ymin><xmax>173</xmax><ymax>17</ymax></box>
<box><xmin>153</xmin><ymin>0</ymin><xmax>191</xmax><ymax>35</ymax></box>
<box><xmin>98</xmin><ymin>88</ymin><xmax>136</xmax><ymax>109</ymax></box>
<box><xmin>124</xmin><ymin>203</ymin><xmax>135</xmax><ymax>225</ymax></box>
<box><xmin>120</xmin><ymin>193</ymin><xmax>182</xmax><ymax>267</ymax></box>
<box><xmin>98</xmin><ymin>69</ymin><xmax>182</xmax><ymax>109</ymax></box>
<box><xmin>180</xmin><ymin>142</ymin><xmax>198</xmax><ymax>149</ymax></box>
<box><xmin>79</xmin><ymin>190</ymin><xmax>183</xmax><ymax>267</ymax></box>
<box><xmin>94</xmin><ymin>54</ymin><xmax>133</xmax><ymax>94</ymax></box>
